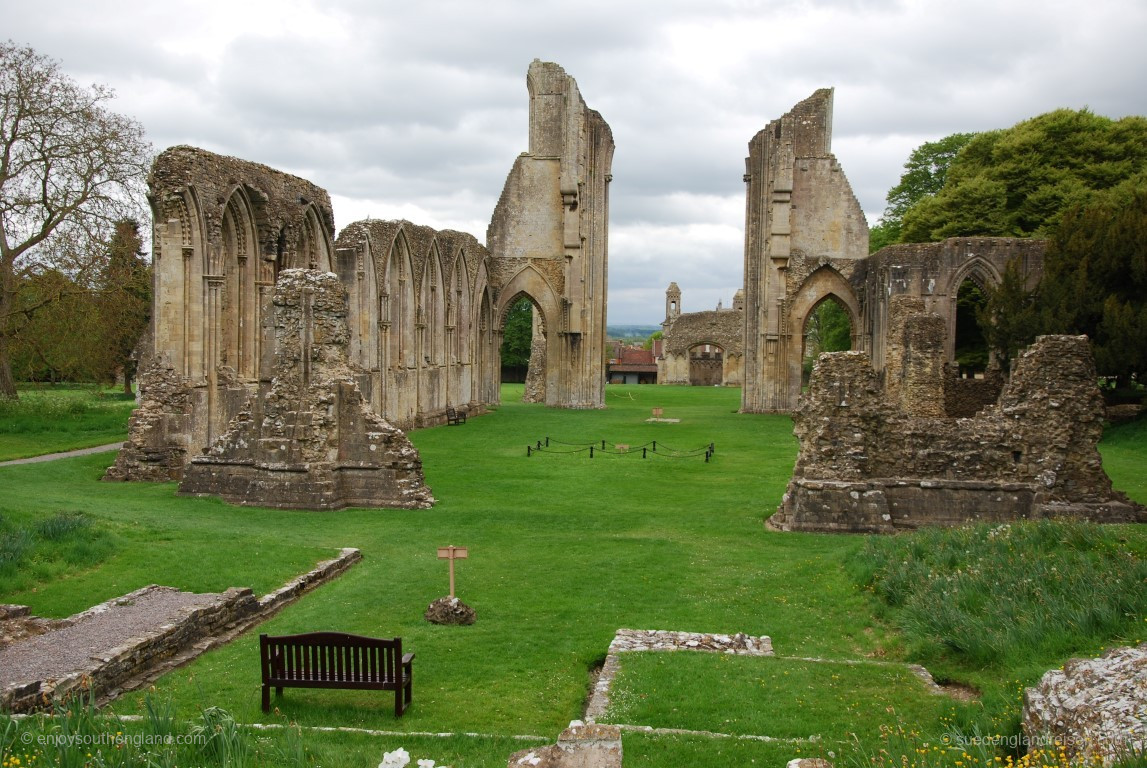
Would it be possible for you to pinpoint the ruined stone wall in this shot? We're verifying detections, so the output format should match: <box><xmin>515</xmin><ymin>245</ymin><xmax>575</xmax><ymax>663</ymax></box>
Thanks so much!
<box><xmin>735</xmin><ymin>89</ymin><xmax>1050</xmax><ymax>414</ymax></box>
<box><xmin>882</xmin><ymin>296</ymin><xmax>947</xmax><ymax>417</ymax></box>
<box><xmin>179</xmin><ymin>270</ymin><xmax>433</xmax><ymax>510</ymax></box>
<box><xmin>945</xmin><ymin>367</ymin><xmax>1004</xmax><ymax>418</ymax></box>
<box><xmin>487</xmin><ymin>60</ymin><xmax>613</xmax><ymax>409</ymax></box>
<box><xmin>773</xmin><ymin>334</ymin><xmax>1144</xmax><ymax>533</ymax></box>
<box><xmin>863</xmin><ymin>237</ymin><xmax>1046</xmax><ymax>372</ymax></box>
<box><xmin>333</xmin><ymin>219</ymin><xmax>492</xmax><ymax>429</ymax></box>
<box><xmin>659</xmin><ymin>307</ymin><xmax>744</xmax><ymax>386</ymax></box>
<box><xmin>109</xmin><ymin>147</ymin><xmax>337</xmax><ymax>481</ymax></box>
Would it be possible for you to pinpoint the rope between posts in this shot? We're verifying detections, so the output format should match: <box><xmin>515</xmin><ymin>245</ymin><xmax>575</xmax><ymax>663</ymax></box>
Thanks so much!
<box><xmin>526</xmin><ymin>438</ymin><xmax>715</xmax><ymax>461</ymax></box>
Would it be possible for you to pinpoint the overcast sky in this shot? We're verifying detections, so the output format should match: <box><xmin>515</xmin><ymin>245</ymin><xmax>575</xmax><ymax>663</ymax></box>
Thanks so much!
<box><xmin>7</xmin><ymin>0</ymin><xmax>1146</xmax><ymax>324</ymax></box>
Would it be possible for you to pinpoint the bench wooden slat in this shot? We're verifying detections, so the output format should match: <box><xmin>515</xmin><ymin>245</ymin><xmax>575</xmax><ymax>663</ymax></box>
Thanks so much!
<box><xmin>260</xmin><ymin>632</ymin><xmax>413</xmax><ymax>716</ymax></box>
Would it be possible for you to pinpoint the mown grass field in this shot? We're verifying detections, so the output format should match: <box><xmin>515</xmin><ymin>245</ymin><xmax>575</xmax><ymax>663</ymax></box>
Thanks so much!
<box><xmin>1</xmin><ymin>384</ymin><xmax>1144</xmax><ymax>768</ymax></box>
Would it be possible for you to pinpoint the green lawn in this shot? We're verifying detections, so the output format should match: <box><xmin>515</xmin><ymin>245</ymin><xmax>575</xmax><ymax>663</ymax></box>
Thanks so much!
<box><xmin>1</xmin><ymin>384</ymin><xmax>1144</xmax><ymax>768</ymax></box>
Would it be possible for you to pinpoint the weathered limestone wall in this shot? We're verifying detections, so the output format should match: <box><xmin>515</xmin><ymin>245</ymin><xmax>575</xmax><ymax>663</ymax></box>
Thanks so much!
<box><xmin>108</xmin><ymin>147</ymin><xmax>338</xmax><ymax>481</ymax></box>
<box><xmin>741</xmin><ymin>89</ymin><xmax>870</xmax><ymax>413</ymax></box>
<box><xmin>488</xmin><ymin>60</ymin><xmax>614</xmax><ymax>409</ymax></box>
<box><xmin>863</xmin><ymin>237</ymin><xmax>1046</xmax><ymax>373</ymax></box>
<box><xmin>333</xmin><ymin>219</ymin><xmax>493</xmax><ymax>429</ymax></box>
<box><xmin>883</xmin><ymin>296</ymin><xmax>947</xmax><ymax>417</ymax></box>
<box><xmin>179</xmin><ymin>270</ymin><xmax>433</xmax><ymax>510</ymax></box>
<box><xmin>773</xmin><ymin>334</ymin><xmax>1144</xmax><ymax>533</ymax></box>
<box><xmin>523</xmin><ymin>308</ymin><xmax>547</xmax><ymax>402</ymax></box>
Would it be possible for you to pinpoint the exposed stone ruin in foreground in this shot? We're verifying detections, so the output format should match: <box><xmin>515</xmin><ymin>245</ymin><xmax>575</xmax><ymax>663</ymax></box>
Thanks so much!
<box><xmin>772</xmin><ymin>301</ymin><xmax>1144</xmax><ymax>532</ymax></box>
<box><xmin>178</xmin><ymin>270</ymin><xmax>434</xmax><ymax>509</ymax></box>
<box><xmin>1023</xmin><ymin>643</ymin><xmax>1146</xmax><ymax>766</ymax></box>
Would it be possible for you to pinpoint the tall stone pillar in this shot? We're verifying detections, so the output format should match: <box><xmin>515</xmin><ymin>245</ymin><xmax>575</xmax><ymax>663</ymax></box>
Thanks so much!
<box><xmin>487</xmin><ymin>60</ymin><xmax>614</xmax><ymax>409</ymax></box>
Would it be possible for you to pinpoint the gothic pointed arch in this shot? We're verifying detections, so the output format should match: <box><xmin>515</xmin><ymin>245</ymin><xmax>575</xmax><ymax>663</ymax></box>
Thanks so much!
<box><xmin>295</xmin><ymin>203</ymin><xmax>333</xmax><ymax>272</ymax></box>
<box><xmin>788</xmin><ymin>265</ymin><xmax>862</xmax><ymax>344</ymax></box>
<box><xmin>154</xmin><ymin>185</ymin><xmax>207</xmax><ymax>381</ymax></box>
<box><xmin>384</xmin><ymin>229</ymin><xmax>417</xmax><ymax>370</ymax></box>
<box><xmin>448</xmin><ymin>246</ymin><xmax>473</xmax><ymax>367</ymax></box>
<box><xmin>943</xmin><ymin>255</ymin><xmax>1003</xmax><ymax>297</ymax></box>
<box><xmin>495</xmin><ymin>264</ymin><xmax>561</xmax><ymax>334</ymax></box>
<box><xmin>220</xmin><ymin>187</ymin><xmax>261</xmax><ymax>379</ymax></box>
<box><xmin>421</xmin><ymin>240</ymin><xmax>446</xmax><ymax>366</ymax></box>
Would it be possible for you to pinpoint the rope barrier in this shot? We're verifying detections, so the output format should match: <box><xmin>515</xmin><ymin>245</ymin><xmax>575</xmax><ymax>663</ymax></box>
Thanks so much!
<box><xmin>527</xmin><ymin>438</ymin><xmax>716</xmax><ymax>461</ymax></box>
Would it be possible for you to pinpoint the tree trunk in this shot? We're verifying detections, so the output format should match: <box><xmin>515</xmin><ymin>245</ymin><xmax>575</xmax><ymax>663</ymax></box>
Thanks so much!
<box><xmin>0</xmin><ymin>280</ymin><xmax>17</xmax><ymax>399</ymax></box>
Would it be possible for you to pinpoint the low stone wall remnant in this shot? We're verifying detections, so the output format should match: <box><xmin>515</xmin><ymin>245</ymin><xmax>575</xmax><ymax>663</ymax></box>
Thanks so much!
<box><xmin>0</xmin><ymin>548</ymin><xmax>361</xmax><ymax>713</ymax></box>
<box><xmin>773</xmin><ymin>328</ymin><xmax>1144</xmax><ymax>533</ymax></box>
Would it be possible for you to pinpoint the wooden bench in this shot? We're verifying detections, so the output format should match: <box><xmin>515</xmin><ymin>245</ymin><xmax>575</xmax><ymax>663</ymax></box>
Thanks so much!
<box><xmin>446</xmin><ymin>406</ymin><xmax>467</xmax><ymax>425</ymax></box>
<box><xmin>260</xmin><ymin>632</ymin><xmax>413</xmax><ymax>716</ymax></box>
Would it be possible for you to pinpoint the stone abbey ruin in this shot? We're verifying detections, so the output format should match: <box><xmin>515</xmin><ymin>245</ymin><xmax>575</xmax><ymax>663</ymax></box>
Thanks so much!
<box><xmin>105</xmin><ymin>60</ymin><xmax>1142</xmax><ymax>526</ymax></box>
<box><xmin>106</xmin><ymin>60</ymin><xmax>613</xmax><ymax>508</ymax></box>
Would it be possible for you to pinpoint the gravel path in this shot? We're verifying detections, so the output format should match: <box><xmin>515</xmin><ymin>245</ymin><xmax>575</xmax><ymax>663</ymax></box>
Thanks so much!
<box><xmin>0</xmin><ymin>442</ymin><xmax>123</xmax><ymax>466</ymax></box>
<box><xmin>0</xmin><ymin>587</ymin><xmax>223</xmax><ymax>688</ymax></box>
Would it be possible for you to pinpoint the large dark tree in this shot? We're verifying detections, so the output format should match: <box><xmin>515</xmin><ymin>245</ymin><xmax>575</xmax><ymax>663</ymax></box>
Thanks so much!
<box><xmin>0</xmin><ymin>41</ymin><xmax>151</xmax><ymax>398</ymax></box>
<box><xmin>1039</xmin><ymin>185</ymin><xmax>1147</xmax><ymax>387</ymax></box>
<box><xmin>899</xmin><ymin>109</ymin><xmax>1147</xmax><ymax>243</ymax></box>
<box><xmin>976</xmin><ymin>258</ymin><xmax>1040</xmax><ymax>372</ymax></box>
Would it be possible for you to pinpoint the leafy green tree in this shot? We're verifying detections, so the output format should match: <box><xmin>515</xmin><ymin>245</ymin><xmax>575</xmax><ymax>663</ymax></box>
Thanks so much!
<box><xmin>802</xmin><ymin>299</ymin><xmax>851</xmax><ymax>380</ymax></box>
<box><xmin>642</xmin><ymin>330</ymin><xmax>663</xmax><ymax>350</ymax></box>
<box><xmin>872</xmin><ymin>132</ymin><xmax>977</xmax><ymax>250</ymax></box>
<box><xmin>1038</xmin><ymin>184</ymin><xmax>1147</xmax><ymax>387</ymax></box>
<box><xmin>500</xmin><ymin>296</ymin><xmax>534</xmax><ymax>368</ymax></box>
<box><xmin>9</xmin><ymin>269</ymin><xmax>103</xmax><ymax>382</ymax></box>
<box><xmin>0</xmin><ymin>42</ymin><xmax>151</xmax><ymax>398</ymax></box>
<box><xmin>899</xmin><ymin>109</ymin><xmax>1147</xmax><ymax>242</ymax></box>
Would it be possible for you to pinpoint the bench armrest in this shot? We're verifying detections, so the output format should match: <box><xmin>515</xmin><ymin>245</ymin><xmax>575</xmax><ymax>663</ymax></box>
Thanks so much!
<box><xmin>401</xmin><ymin>653</ymin><xmax>415</xmax><ymax>665</ymax></box>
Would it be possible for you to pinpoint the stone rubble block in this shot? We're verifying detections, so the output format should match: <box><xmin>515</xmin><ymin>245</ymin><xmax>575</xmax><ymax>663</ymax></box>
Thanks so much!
<box><xmin>1022</xmin><ymin>643</ymin><xmax>1147</xmax><ymax>765</ymax></box>
<box><xmin>507</xmin><ymin>722</ymin><xmax>622</xmax><ymax>768</ymax></box>
<box><xmin>608</xmin><ymin>628</ymin><xmax>773</xmax><ymax>655</ymax></box>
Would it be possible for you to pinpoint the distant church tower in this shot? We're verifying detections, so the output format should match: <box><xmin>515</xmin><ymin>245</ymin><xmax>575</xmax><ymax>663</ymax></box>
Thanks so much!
<box><xmin>664</xmin><ymin>282</ymin><xmax>681</xmax><ymax>329</ymax></box>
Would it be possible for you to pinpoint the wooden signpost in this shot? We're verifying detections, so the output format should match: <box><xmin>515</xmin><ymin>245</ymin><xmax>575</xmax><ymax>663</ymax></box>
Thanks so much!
<box><xmin>437</xmin><ymin>545</ymin><xmax>468</xmax><ymax>597</ymax></box>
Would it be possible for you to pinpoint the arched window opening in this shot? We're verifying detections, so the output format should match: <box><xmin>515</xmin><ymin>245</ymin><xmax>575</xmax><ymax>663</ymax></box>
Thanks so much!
<box><xmin>500</xmin><ymin>295</ymin><xmax>536</xmax><ymax>384</ymax></box>
<box><xmin>802</xmin><ymin>297</ymin><xmax>853</xmax><ymax>386</ymax></box>
<box><xmin>955</xmin><ymin>278</ymin><xmax>989</xmax><ymax>376</ymax></box>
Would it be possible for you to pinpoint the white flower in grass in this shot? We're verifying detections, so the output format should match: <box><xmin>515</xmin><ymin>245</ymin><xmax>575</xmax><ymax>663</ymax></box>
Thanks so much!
<box><xmin>380</xmin><ymin>747</ymin><xmax>411</xmax><ymax>768</ymax></box>
<box><xmin>417</xmin><ymin>760</ymin><xmax>437</xmax><ymax>768</ymax></box>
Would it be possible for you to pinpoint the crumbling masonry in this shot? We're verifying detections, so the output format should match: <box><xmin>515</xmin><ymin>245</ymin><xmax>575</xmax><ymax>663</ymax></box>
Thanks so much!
<box><xmin>771</xmin><ymin>299</ymin><xmax>1145</xmax><ymax>532</ymax></box>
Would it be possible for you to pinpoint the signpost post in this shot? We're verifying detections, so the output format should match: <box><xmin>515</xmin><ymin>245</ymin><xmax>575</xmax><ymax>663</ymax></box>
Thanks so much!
<box><xmin>437</xmin><ymin>545</ymin><xmax>468</xmax><ymax>598</ymax></box>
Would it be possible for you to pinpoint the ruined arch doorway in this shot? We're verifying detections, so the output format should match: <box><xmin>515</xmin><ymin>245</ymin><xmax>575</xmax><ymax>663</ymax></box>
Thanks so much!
<box><xmin>955</xmin><ymin>278</ymin><xmax>989</xmax><ymax>375</ymax></box>
<box><xmin>688</xmin><ymin>343</ymin><xmax>725</xmax><ymax>386</ymax></box>
<box><xmin>499</xmin><ymin>293</ymin><xmax>549</xmax><ymax>402</ymax></box>
<box><xmin>801</xmin><ymin>296</ymin><xmax>853</xmax><ymax>387</ymax></box>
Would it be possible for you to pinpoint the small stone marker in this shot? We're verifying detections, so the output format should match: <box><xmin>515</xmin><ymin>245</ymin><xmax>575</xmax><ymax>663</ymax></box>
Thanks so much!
<box><xmin>437</xmin><ymin>545</ymin><xmax>468</xmax><ymax>597</ymax></box>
